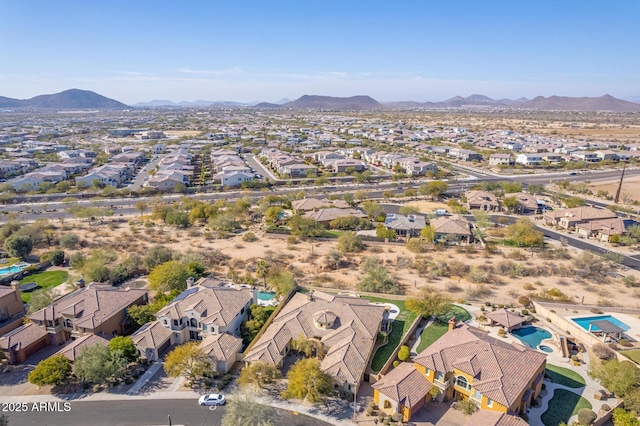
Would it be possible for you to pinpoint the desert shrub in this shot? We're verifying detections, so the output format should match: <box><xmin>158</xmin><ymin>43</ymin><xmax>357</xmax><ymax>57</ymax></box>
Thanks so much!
<box><xmin>59</xmin><ymin>233</ymin><xmax>79</xmax><ymax>249</ymax></box>
<box><xmin>508</xmin><ymin>249</ymin><xmax>528</xmax><ymax>261</ymax></box>
<box><xmin>497</xmin><ymin>329</ymin><xmax>507</xmax><ymax>337</ymax></box>
<box><xmin>448</xmin><ymin>260</ymin><xmax>470</xmax><ymax>277</ymax></box>
<box><xmin>518</xmin><ymin>295</ymin><xmax>532</xmax><ymax>307</ymax></box>
<box><xmin>623</xmin><ymin>275</ymin><xmax>639</xmax><ymax>287</ymax></box>
<box><xmin>286</xmin><ymin>235</ymin><xmax>298</xmax><ymax>244</ymax></box>
<box><xmin>592</xmin><ymin>343</ymin><xmax>615</xmax><ymax>360</ymax></box>
<box><xmin>465</xmin><ymin>284</ymin><xmax>493</xmax><ymax>300</ymax></box>
<box><xmin>392</xmin><ymin>360</ymin><xmax>400</xmax><ymax>368</ymax></box>
<box><xmin>406</xmin><ymin>237</ymin><xmax>429</xmax><ymax>253</ymax></box>
<box><xmin>577</xmin><ymin>408</ymin><xmax>597</xmax><ymax>425</ymax></box>
<box><xmin>467</xmin><ymin>267</ymin><xmax>491</xmax><ymax>283</ymax></box>
<box><xmin>397</xmin><ymin>345</ymin><xmax>411</xmax><ymax>361</ymax></box>
<box><xmin>455</xmin><ymin>399</ymin><xmax>477</xmax><ymax>416</ymax></box>
<box><xmin>600</xmin><ymin>404</ymin><xmax>611</xmax><ymax>412</ymax></box>
<box><xmin>242</xmin><ymin>232</ymin><xmax>258</xmax><ymax>242</ymax></box>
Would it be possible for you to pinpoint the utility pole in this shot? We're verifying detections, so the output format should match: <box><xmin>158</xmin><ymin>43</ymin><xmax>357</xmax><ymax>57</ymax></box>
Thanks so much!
<box><xmin>614</xmin><ymin>165</ymin><xmax>626</xmax><ymax>204</ymax></box>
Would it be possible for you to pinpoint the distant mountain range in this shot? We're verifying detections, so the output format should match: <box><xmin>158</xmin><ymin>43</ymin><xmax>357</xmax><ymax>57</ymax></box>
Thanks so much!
<box><xmin>0</xmin><ymin>89</ymin><xmax>128</xmax><ymax>109</ymax></box>
<box><xmin>2</xmin><ymin>89</ymin><xmax>640</xmax><ymax>112</ymax></box>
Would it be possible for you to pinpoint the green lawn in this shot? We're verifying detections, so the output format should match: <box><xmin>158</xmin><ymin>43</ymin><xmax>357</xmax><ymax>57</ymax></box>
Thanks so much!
<box><xmin>323</xmin><ymin>230</ymin><xmax>344</xmax><ymax>238</ymax></box>
<box><xmin>416</xmin><ymin>305</ymin><xmax>473</xmax><ymax>353</ymax></box>
<box><xmin>621</xmin><ymin>349</ymin><xmax>640</xmax><ymax>364</ymax></box>
<box><xmin>545</xmin><ymin>364</ymin><xmax>586</xmax><ymax>388</ymax></box>
<box><xmin>541</xmin><ymin>389</ymin><xmax>592</xmax><ymax>426</ymax></box>
<box><xmin>367</xmin><ymin>297</ymin><xmax>417</xmax><ymax>373</ymax></box>
<box><xmin>19</xmin><ymin>271</ymin><xmax>69</xmax><ymax>303</ymax></box>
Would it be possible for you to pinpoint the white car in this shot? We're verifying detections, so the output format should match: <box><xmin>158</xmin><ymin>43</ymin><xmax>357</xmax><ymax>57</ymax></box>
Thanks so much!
<box><xmin>198</xmin><ymin>394</ymin><xmax>226</xmax><ymax>406</ymax></box>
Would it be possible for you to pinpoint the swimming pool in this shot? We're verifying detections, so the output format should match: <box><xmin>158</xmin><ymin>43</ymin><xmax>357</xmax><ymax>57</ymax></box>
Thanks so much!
<box><xmin>571</xmin><ymin>315</ymin><xmax>630</xmax><ymax>332</ymax></box>
<box><xmin>0</xmin><ymin>263</ymin><xmax>27</xmax><ymax>276</ymax></box>
<box><xmin>511</xmin><ymin>327</ymin><xmax>552</xmax><ymax>349</ymax></box>
<box><xmin>257</xmin><ymin>291</ymin><xmax>276</xmax><ymax>301</ymax></box>
<box><xmin>539</xmin><ymin>345</ymin><xmax>553</xmax><ymax>353</ymax></box>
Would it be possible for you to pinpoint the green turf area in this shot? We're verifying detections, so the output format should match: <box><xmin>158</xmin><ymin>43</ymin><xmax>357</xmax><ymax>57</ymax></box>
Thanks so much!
<box><xmin>541</xmin><ymin>389</ymin><xmax>591</xmax><ymax>426</ymax></box>
<box><xmin>323</xmin><ymin>230</ymin><xmax>343</xmax><ymax>238</ymax></box>
<box><xmin>19</xmin><ymin>271</ymin><xmax>69</xmax><ymax>303</ymax></box>
<box><xmin>416</xmin><ymin>305</ymin><xmax>472</xmax><ymax>353</ymax></box>
<box><xmin>545</xmin><ymin>364</ymin><xmax>586</xmax><ymax>388</ymax></box>
<box><xmin>621</xmin><ymin>349</ymin><xmax>640</xmax><ymax>364</ymax></box>
<box><xmin>367</xmin><ymin>297</ymin><xmax>417</xmax><ymax>373</ymax></box>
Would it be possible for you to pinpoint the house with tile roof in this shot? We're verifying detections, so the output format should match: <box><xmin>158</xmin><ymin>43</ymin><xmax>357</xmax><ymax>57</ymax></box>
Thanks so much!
<box><xmin>28</xmin><ymin>283</ymin><xmax>148</xmax><ymax>347</ymax></box>
<box><xmin>0</xmin><ymin>281</ymin><xmax>26</xmax><ymax>335</ymax></box>
<box><xmin>484</xmin><ymin>308</ymin><xmax>527</xmax><ymax>332</ymax></box>
<box><xmin>373</xmin><ymin>321</ymin><xmax>545</xmax><ymax>422</ymax></box>
<box><xmin>543</xmin><ymin>206</ymin><xmax>617</xmax><ymax>230</ymax></box>
<box><xmin>244</xmin><ymin>291</ymin><xmax>385</xmax><ymax>396</ymax></box>
<box><xmin>384</xmin><ymin>214</ymin><xmax>426</xmax><ymax>237</ymax></box>
<box><xmin>430</xmin><ymin>214</ymin><xmax>472</xmax><ymax>244</ymax></box>
<box><xmin>465</xmin><ymin>410</ymin><xmax>529</xmax><ymax>426</ymax></box>
<box><xmin>304</xmin><ymin>207</ymin><xmax>367</xmax><ymax>226</ymax></box>
<box><xmin>575</xmin><ymin>217</ymin><xmax>638</xmax><ymax>242</ymax></box>
<box><xmin>466</xmin><ymin>190</ymin><xmax>501</xmax><ymax>212</ymax></box>
<box><xmin>53</xmin><ymin>334</ymin><xmax>111</xmax><ymax>362</ymax></box>
<box><xmin>0</xmin><ymin>322</ymin><xmax>50</xmax><ymax>364</ymax></box>
<box><xmin>132</xmin><ymin>278</ymin><xmax>252</xmax><ymax>372</ymax></box>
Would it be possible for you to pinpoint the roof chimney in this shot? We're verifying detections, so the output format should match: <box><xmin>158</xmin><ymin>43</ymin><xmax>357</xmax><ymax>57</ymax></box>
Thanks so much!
<box><xmin>10</xmin><ymin>280</ymin><xmax>21</xmax><ymax>302</ymax></box>
<box><xmin>448</xmin><ymin>317</ymin><xmax>457</xmax><ymax>331</ymax></box>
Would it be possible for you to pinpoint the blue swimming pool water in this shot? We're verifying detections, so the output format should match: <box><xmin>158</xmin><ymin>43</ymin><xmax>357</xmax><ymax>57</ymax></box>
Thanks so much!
<box><xmin>511</xmin><ymin>327</ymin><xmax>552</xmax><ymax>349</ymax></box>
<box><xmin>0</xmin><ymin>264</ymin><xmax>25</xmax><ymax>275</ymax></box>
<box><xmin>571</xmin><ymin>315</ymin><xmax>630</xmax><ymax>332</ymax></box>
<box><xmin>257</xmin><ymin>291</ymin><xmax>275</xmax><ymax>301</ymax></box>
<box><xmin>539</xmin><ymin>345</ymin><xmax>553</xmax><ymax>353</ymax></box>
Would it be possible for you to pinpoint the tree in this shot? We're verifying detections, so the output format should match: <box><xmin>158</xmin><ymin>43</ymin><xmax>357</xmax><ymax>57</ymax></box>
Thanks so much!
<box><xmin>164</xmin><ymin>342</ymin><xmax>213</xmax><ymax>384</ymax></box>
<box><xmin>589</xmin><ymin>359</ymin><xmax>640</xmax><ymax>396</ymax></box>
<box><xmin>59</xmin><ymin>233</ymin><xmax>79</xmax><ymax>249</ymax></box>
<box><xmin>578</xmin><ymin>408</ymin><xmax>597</xmax><ymax>425</ymax></box>
<box><xmin>148</xmin><ymin>260</ymin><xmax>192</xmax><ymax>292</ymax></box>
<box><xmin>564</xmin><ymin>196</ymin><xmax>586</xmax><ymax>208</ymax></box>
<box><xmin>222</xmin><ymin>390</ymin><xmax>274</xmax><ymax>426</ymax></box>
<box><xmin>165</xmin><ymin>210</ymin><xmax>191</xmax><ymax>228</ymax></box>
<box><xmin>41</xmin><ymin>250</ymin><xmax>65</xmax><ymax>266</ymax></box>
<box><xmin>74</xmin><ymin>343</ymin><xmax>128</xmax><ymax>384</ymax></box>
<box><xmin>342</xmin><ymin>193</ymin><xmax>356</xmax><ymax>207</ymax></box>
<box><xmin>382</xmin><ymin>190</ymin><xmax>394</xmax><ymax>201</ymax></box>
<box><xmin>329</xmin><ymin>216</ymin><xmax>371</xmax><ymax>230</ymax></box>
<box><xmin>397</xmin><ymin>345</ymin><xmax>411</xmax><ymax>362</ymax></box>
<box><xmin>423</xmin><ymin>181</ymin><xmax>449</xmax><ymax>200</ymax></box>
<box><xmin>354</xmin><ymin>190</ymin><xmax>368</xmax><ymax>201</ymax></box>
<box><xmin>398</xmin><ymin>205</ymin><xmax>419</xmax><ymax>215</ymax></box>
<box><xmin>238</xmin><ymin>361</ymin><xmax>281</xmax><ymax>389</ymax></box>
<box><xmin>264</xmin><ymin>206</ymin><xmax>283</xmax><ymax>224</ymax></box>
<box><xmin>623</xmin><ymin>388</ymin><xmax>640</xmax><ymax>415</ymax></box>
<box><xmin>406</xmin><ymin>287</ymin><xmax>452</xmax><ymax>318</ymax></box>
<box><xmin>109</xmin><ymin>336</ymin><xmax>137</xmax><ymax>363</ymax></box>
<box><xmin>283</xmin><ymin>358</ymin><xmax>332</xmax><ymax>403</ymax></box>
<box><xmin>135</xmin><ymin>201</ymin><xmax>147</xmax><ymax>217</ymax></box>
<box><xmin>288</xmin><ymin>215</ymin><xmax>325</xmax><ymax>238</ymax></box>
<box><xmin>358</xmin><ymin>264</ymin><xmax>401</xmax><ymax>294</ymax></box>
<box><xmin>420</xmin><ymin>225</ymin><xmax>436</xmax><ymax>243</ymax></box>
<box><xmin>376</xmin><ymin>224</ymin><xmax>396</xmax><ymax>239</ymax></box>
<box><xmin>505</xmin><ymin>218</ymin><xmax>544</xmax><ymax>247</ymax></box>
<box><xmin>360</xmin><ymin>200</ymin><xmax>383</xmax><ymax>219</ymax></box>
<box><xmin>472</xmin><ymin>209</ymin><xmax>493</xmax><ymax>229</ymax></box>
<box><xmin>127</xmin><ymin>304</ymin><xmax>157</xmax><ymax>327</ymax></box>
<box><xmin>527</xmin><ymin>184</ymin><xmax>545</xmax><ymax>195</ymax></box>
<box><xmin>267</xmin><ymin>269</ymin><xmax>296</xmax><ymax>296</ymax></box>
<box><xmin>4</xmin><ymin>234</ymin><xmax>33</xmax><ymax>259</ymax></box>
<box><xmin>502</xmin><ymin>196</ymin><xmax>520</xmax><ymax>213</ymax></box>
<box><xmin>27</xmin><ymin>289</ymin><xmax>55</xmax><ymax>314</ymax></box>
<box><xmin>28</xmin><ymin>354</ymin><xmax>72</xmax><ymax>386</ymax></box>
<box><xmin>613</xmin><ymin>408</ymin><xmax>640</xmax><ymax>426</ymax></box>
<box><xmin>337</xmin><ymin>231</ymin><xmax>365</xmax><ymax>253</ymax></box>
<box><xmin>255</xmin><ymin>260</ymin><xmax>269</xmax><ymax>286</ymax></box>
<box><xmin>143</xmin><ymin>246</ymin><xmax>174</xmax><ymax>271</ymax></box>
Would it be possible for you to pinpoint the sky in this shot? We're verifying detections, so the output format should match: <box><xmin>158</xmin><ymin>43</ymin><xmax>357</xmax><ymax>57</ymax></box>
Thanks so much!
<box><xmin>1</xmin><ymin>0</ymin><xmax>639</xmax><ymax>104</ymax></box>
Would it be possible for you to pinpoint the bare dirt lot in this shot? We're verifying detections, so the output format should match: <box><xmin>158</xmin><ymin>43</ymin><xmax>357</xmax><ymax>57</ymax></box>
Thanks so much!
<box><xmin>588</xmin><ymin>175</ymin><xmax>640</xmax><ymax>204</ymax></box>
<box><xmin>58</xmin><ymin>217</ymin><xmax>640</xmax><ymax>309</ymax></box>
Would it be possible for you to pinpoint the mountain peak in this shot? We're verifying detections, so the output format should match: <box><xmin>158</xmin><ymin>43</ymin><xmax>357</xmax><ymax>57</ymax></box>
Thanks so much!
<box><xmin>283</xmin><ymin>95</ymin><xmax>382</xmax><ymax>110</ymax></box>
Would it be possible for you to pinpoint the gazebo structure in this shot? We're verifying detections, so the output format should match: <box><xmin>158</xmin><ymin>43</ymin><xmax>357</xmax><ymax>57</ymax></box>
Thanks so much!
<box><xmin>485</xmin><ymin>308</ymin><xmax>527</xmax><ymax>332</ymax></box>
<box><xmin>589</xmin><ymin>320</ymin><xmax>625</xmax><ymax>343</ymax></box>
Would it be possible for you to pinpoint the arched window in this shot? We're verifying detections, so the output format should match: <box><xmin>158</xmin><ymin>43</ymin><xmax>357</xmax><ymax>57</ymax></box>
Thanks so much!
<box><xmin>190</xmin><ymin>318</ymin><xmax>197</xmax><ymax>327</ymax></box>
<box><xmin>455</xmin><ymin>375</ymin><xmax>469</xmax><ymax>390</ymax></box>
<box><xmin>384</xmin><ymin>400</ymin><xmax>392</xmax><ymax>409</ymax></box>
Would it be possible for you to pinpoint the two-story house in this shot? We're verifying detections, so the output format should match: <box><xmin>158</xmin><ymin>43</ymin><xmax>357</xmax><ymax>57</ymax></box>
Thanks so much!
<box><xmin>132</xmin><ymin>278</ymin><xmax>253</xmax><ymax>373</ymax></box>
<box><xmin>373</xmin><ymin>321</ymin><xmax>546</xmax><ymax>422</ymax></box>
<box><xmin>0</xmin><ymin>281</ymin><xmax>25</xmax><ymax>335</ymax></box>
<box><xmin>29</xmin><ymin>284</ymin><xmax>148</xmax><ymax>345</ymax></box>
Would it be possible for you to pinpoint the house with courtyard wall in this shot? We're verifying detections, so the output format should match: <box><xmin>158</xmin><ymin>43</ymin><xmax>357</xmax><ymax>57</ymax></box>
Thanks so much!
<box><xmin>243</xmin><ymin>291</ymin><xmax>385</xmax><ymax>397</ymax></box>
<box><xmin>372</xmin><ymin>320</ymin><xmax>546</xmax><ymax>422</ymax></box>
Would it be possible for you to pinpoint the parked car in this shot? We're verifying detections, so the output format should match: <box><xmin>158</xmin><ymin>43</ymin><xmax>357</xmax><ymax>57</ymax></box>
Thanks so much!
<box><xmin>198</xmin><ymin>394</ymin><xmax>225</xmax><ymax>406</ymax></box>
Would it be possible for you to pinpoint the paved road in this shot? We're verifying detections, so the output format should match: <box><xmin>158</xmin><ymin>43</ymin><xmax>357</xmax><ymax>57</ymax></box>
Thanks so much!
<box><xmin>4</xmin><ymin>399</ymin><xmax>330</xmax><ymax>426</ymax></box>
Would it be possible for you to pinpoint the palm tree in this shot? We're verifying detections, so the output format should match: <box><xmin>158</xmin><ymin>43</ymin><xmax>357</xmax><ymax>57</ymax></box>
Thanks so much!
<box><xmin>256</xmin><ymin>260</ymin><xmax>269</xmax><ymax>287</ymax></box>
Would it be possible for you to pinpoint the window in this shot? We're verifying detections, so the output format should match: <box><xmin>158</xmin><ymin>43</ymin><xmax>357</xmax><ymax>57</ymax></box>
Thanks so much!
<box><xmin>436</xmin><ymin>371</ymin><xmax>444</xmax><ymax>382</ymax></box>
<box><xmin>64</xmin><ymin>319</ymin><xmax>72</xmax><ymax>328</ymax></box>
<box><xmin>472</xmin><ymin>390</ymin><xmax>481</xmax><ymax>400</ymax></box>
<box><xmin>163</xmin><ymin>319</ymin><xmax>168</xmax><ymax>325</ymax></box>
<box><xmin>487</xmin><ymin>399</ymin><xmax>493</xmax><ymax>408</ymax></box>
<box><xmin>112</xmin><ymin>330</ymin><xmax>117</xmax><ymax>337</ymax></box>
<box><xmin>455</xmin><ymin>375</ymin><xmax>470</xmax><ymax>390</ymax></box>
<box><xmin>241</xmin><ymin>306</ymin><xmax>245</xmax><ymax>314</ymax></box>
<box><xmin>384</xmin><ymin>400</ymin><xmax>392</xmax><ymax>409</ymax></box>
<box><xmin>190</xmin><ymin>318</ymin><xmax>197</xmax><ymax>327</ymax></box>
<box><xmin>173</xmin><ymin>320</ymin><xmax>178</xmax><ymax>327</ymax></box>
<box><xmin>425</xmin><ymin>368</ymin><xmax>431</xmax><ymax>376</ymax></box>
<box><xmin>202</xmin><ymin>324</ymin><xmax>207</xmax><ymax>331</ymax></box>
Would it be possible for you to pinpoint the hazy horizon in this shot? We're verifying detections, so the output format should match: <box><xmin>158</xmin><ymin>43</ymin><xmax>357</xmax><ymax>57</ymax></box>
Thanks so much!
<box><xmin>1</xmin><ymin>1</ymin><xmax>638</xmax><ymax>104</ymax></box>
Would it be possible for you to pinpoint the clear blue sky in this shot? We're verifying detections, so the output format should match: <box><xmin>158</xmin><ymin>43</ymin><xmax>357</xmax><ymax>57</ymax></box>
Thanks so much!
<box><xmin>1</xmin><ymin>0</ymin><xmax>638</xmax><ymax>104</ymax></box>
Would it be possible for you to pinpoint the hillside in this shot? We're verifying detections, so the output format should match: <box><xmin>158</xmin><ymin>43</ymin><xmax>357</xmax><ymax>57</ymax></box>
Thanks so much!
<box><xmin>0</xmin><ymin>89</ymin><xmax>128</xmax><ymax>109</ymax></box>
<box><xmin>385</xmin><ymin>95</ymin><xmax>527</xmax><ymax>109</ymax></box>
<box><xmin>521</xmin><ymin>94</ymin><xmax>640</xmax><ymax>112</ymax></box>
<box><xmin>283</xmin><ymin>95</ymin><xmax>383</xmax><ymax>110</ymax></box>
